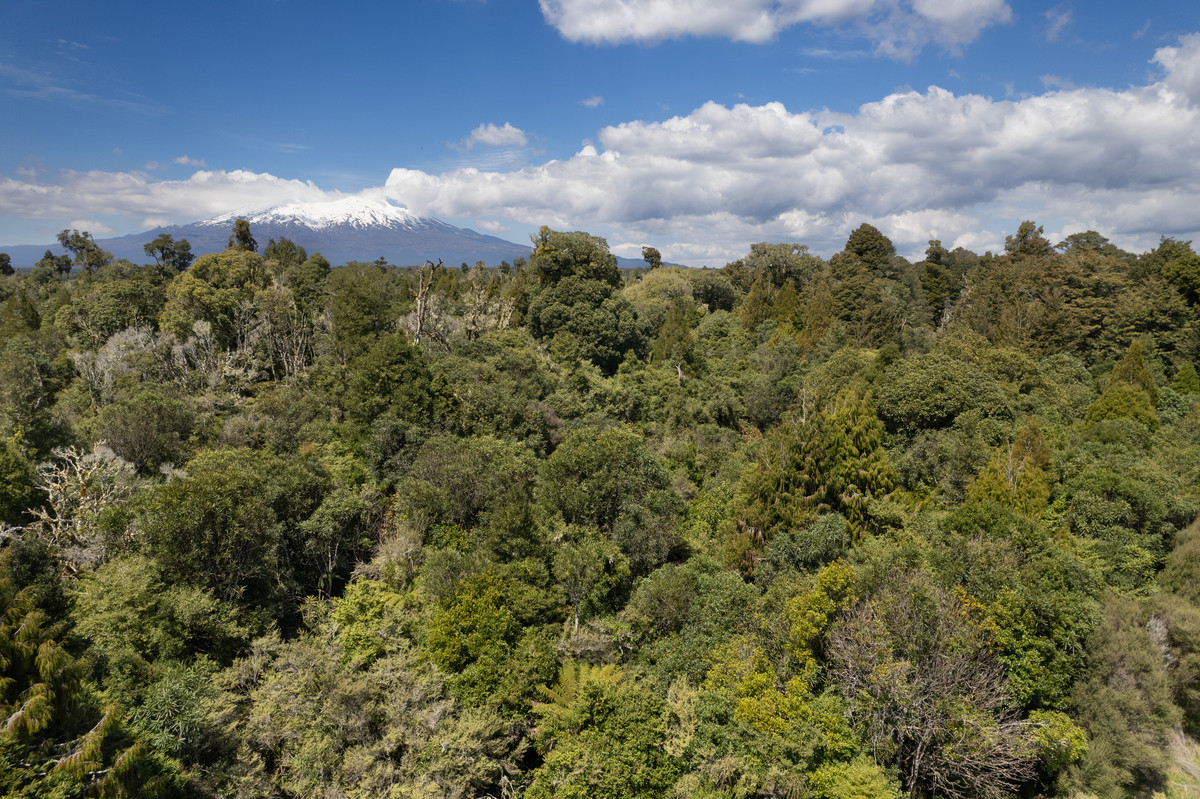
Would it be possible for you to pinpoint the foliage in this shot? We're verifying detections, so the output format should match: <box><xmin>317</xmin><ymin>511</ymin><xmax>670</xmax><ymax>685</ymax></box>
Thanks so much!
<box><xmin>538</xmin><ymin>425</ymin><xmax>683</xmax><ymax>574</ymax></box>
<box><xmin>1</xmin><ymin>222</ymin><xmax>1199</xmax><ymax>798</ymax></box>
<box><xmin>827</xmin><ymin>571</ymin><xmax>1038</xmax><ymax>799</ymax></box>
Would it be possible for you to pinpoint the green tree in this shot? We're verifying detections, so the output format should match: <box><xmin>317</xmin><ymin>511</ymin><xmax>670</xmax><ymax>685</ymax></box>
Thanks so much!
<box><xmin>35</xmin><ymin>248</ymin><xmax>72</xmax><ymax>279</ymax></box>
<box><xmin>341</xmin><ymin>332</ymin><xmax>435</xmax><ymax>426</ymax></box>
<box><xmin>724</xmin><ymin>242</ymin><xmax>824</xmax><ymax>294</ymax></box>
<box><xmin>136</xmin><ymin>447</ymin><xmax>326</xmax><ymax>623</ymax></box>
<box><xmin>143</xmin><ymin>233</ymin><xmax>194</xmax><ymax>276</ymax></box>
<box><xmin>0</xmin><ymin>556</ymin><xmax>183</xmax><ymax>796</ymax></box>
<box><xmin>1005</xmin><ymin>221</ymin><xmax>1053</xmax><ymax>260</ymax></box>
<box><xmin>538</xmin><ymin>426</ymin><xmax>683</xmax><ymax>574</ymax></box>
<box><xmin>553</xmin><ymin>526</ymin><xmax>630</xmax><ymax>632</ymax></box>
<box><xmin>642</xmin><ymin>245</ymin><xmax>663</xmax><ymax>269</ymax></box>
<box><xmin>527</xmin><ymin>677</ymin><xmax>681</xmax><ymax>799</ymax></box>
<box><xmin>0</xmin><ymin>437</ymin><xmax>39</xmax><ymax>525</ymax></box>
<box><xmin>920</xmin><ymin>239</ymin><xmax>956</xmax><ymax>322</ymax></box>
<box><xmin>227</xmin><ymin>217</ymin><xmax>258</xmax><ymax>252</ymax></box>
<box><xmin>965</xmin><ymin>421</ymin><xmax>1052</xmax><ymax>518</ymax></box>
<box><xmin>528</xmin><ymin>226</ymin><xmax>621</xmax><ymax>288</ymax></box>
<box><xmin>1171</xmin><ymin>362</ymin><xmax>1200</xmax><ymax>395</ymax></box>
<box><xmin>844</xmin><ymin>222</ymin><xmax>896</xmax><ymax>273</ymax></box>
<box><xmin>263</xmin><ymin>236</ymin><xmax>307</xmax><ymax>271</ymax></box>
<box><xmin>1084</xmin><ymin>339</ymin><xmax>1161</xmax><ymax>430</ymax></box>
<box><xmin>739</xmin><ymin>410</ymin><xmax>832</xmax><ymax>544</ymax></box>
<box><xmin>825</xmin><ymin>389</ymin><xmax>897</xmax><ymax>536</ymax></box>
<box><xmin>57</xmin><ymin>228</ymin><xmax>113</xmax><ymax>274</ymax></box>
<box><xmin>92</xmin><ymin>389</ymin><xmax>192</xmax><ymax>472</ymax></box>
<box><xmin>159</xmin><ymin>247</ymin><xmax>269</xmax><ymax>348</ymax></box>
<box><xmin>0</xmin><ymin>252</ymin><xmax>12</xmax><ymax>276</ymax></box>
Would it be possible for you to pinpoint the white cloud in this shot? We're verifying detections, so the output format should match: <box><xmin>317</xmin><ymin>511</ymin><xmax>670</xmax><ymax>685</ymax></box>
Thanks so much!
<box><xmin>382</xmin><ymin>33</ymin><xmax>1200</xmax><ymax>262</ymax></box>
<box><xmin>1042</xmin><ymin>6</ymin><xmax>1071</xmax><ymax>42</ymax></box>
<box><xmin>1040</xmin><ymin>75</ymin><xmax>1077</xmax><ymax>91</ymax></box>
<box><xmin>540</xmin><ymin>0</ymin><xmax>1012</xmax><ymax>58</ymax></box>
<box><xmin>174</xmin><ymin>155</ymin><xmax>206</xmax><ymax>167</ymax></box>
<box><xmin>1155</xmin><ymin>32</ymin><xmax>1200</xmax><ymax>107</ymax></box>
<box><xmin>476</xmin><ymin>219</ymin><xmax>510</xmax><ymax>234</ymax></box>
<box><xmin>581</xmin><ymin>95</ymin><xmax>605</xmax><ymax>107</ymax></box>
<box><xmin>458</xmin><ymin>122</ymin><xmax>528</xmax><ymax>149</ymax></box>
<box><xmin>0</xmin><ymin>169</ymin><xmax>337</xmax><ymax>228</ymax></box>
<box><xmin>69</xmin><ymin>219</ymin><xmax>113</xmax><ymax>236</ymax></box>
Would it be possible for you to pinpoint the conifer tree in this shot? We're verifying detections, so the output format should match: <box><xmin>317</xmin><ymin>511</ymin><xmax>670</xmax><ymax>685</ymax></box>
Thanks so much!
<box><xmin>966</xmin><ymin>420</ymin><xmax>1052</xmax><ymax>517</ymax></box>
<box><xmin>826</xmin><ymin>388</ymin><xmax>897</xmax><ymax>537</ymax></box>
<box><xmin>1171</xmin><ymin>362</ymin><xmax>1200</xmax><ymax>395</ymax></box>
<box><xmin>738</xmin><ymin>271</ymin><xmax>775</xmax><ymax>331</ymax></box>
<box><xmin>1084</xmin><ymin>339</ymin><xmax>1161</xmax><ymax>429</ymax></box>
<box><xmin>739</xmin><ymin>411</ymin><xmax>832</xmax><ymax>542</ymax></box>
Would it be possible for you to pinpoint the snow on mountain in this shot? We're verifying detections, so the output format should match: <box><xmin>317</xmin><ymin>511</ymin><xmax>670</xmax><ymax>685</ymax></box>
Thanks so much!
<box><xmin>199</xmin><ymin>197</ymin><xmax>439</xmax><ymax>233</ymax></box>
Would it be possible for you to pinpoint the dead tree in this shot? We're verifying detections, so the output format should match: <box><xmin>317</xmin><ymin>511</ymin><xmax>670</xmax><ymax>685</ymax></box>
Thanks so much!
<box><xmin>410</xmin><ymin>259</ymin><xmax>443</xmax><ymax>345</ymax></box>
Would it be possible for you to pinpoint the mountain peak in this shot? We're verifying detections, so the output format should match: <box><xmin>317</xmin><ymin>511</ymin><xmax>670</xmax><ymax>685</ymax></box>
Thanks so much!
<box><xmin>200</xmin><ymin>196</ymin><xmax>432</xmax><ymax>232</ymax></box>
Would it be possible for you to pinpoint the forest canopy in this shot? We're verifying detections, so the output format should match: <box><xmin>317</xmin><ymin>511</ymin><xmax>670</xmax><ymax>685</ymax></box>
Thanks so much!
<box><xmin>2</xmin><ymin>219</ymin><xmax>1200</xmax><ymax>798</ymax></box>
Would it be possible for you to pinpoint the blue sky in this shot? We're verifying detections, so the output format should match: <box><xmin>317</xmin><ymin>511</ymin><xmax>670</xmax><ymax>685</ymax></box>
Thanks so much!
<box><xmin>2</xmin><ymin>0</ymin><xmax>1199</xmax><ymax>264</ymax></box>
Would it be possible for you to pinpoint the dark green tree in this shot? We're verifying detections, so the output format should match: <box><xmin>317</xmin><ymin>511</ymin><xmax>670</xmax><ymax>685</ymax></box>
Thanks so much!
<box><xmin>34</xmin><ymin>248</ymin><xmax>72</xmax><ymax>280</ymax></box>
<box><xmin>921</xmin><ymin>239</ymin><xmax>955</xmax><ymax>321</ymax></box>
<box><xmin>524</xmin><ymin>228</ymin><xmax>643</xmax><ymax>372</ymax></box>
<box><xmin>263</xmin><ymin>236</ymin><xmax>308</xmax><ymax>271</ymax></box>
<box><xmin>538</xmin><ymin>426</ymin><xmax>682</xmax><ymax>574</ymax></box>
<box><xmin>0</xmin><ymin>437</ymin><xmax>39</xmax><ymax>525</ymax></box>
<box><xmin>228</xmin><ymin>218</ymin><xmax>258</xmax><ymax>252</ymax></box>
<box><xmin>0</xmin><ymin>253</ymin><xmax>12</xmax><ymax>276</ymax></box>
<box><xmin>528</xmin><ymin>226</ymin><xmax>621</xmax><ymax>288</ymax></box>
<box><xmin>844</xmin><ymin>222</ymin><xmax>896</xmax><ymax>273</ymax></box>
<box><xmin>1005</xmin><ymin>221</ymin><xmax>1053</xmax><ymax>260</ymax></box>
<box><xmin>143</xmin><ymin>233</ymin><xmax>194</xmax><ymax>276</ymax></box>
<box><xmin>642</xmin><ymin>245</ymin><xmax>663</xmax><ymax>269</ymax></box>
<box><xmin>825</xmin><ymin>388</ymin><xmax>897</xmax><ymax>536</ymax></box>
<box><xmin>57</xmin><ymin>228</ymin><xmax>113</xmax><ymax>275</ymax></box>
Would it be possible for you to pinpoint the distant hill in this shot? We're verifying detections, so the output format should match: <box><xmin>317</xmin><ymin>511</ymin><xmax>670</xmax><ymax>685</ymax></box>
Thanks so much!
<box><xmin>0</xmin><ymin>197</ymin><xmax>533</xmax><ymax>268</ymax></box>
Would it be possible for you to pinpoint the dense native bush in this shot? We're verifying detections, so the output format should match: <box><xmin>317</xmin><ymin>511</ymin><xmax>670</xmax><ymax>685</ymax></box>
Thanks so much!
<box><xmin>3</xmin><ymin>222</ymin><xmax>1200</xmax><ymax>797</ymax></box>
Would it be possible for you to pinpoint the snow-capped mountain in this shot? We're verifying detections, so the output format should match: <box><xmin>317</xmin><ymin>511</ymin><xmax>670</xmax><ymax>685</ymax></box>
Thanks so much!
<box><xmin>2</xmin><ymin>198</ymin><xmax>532</xmax><ymax>268</ymax></box>
<box><xmin>199</xmin><ymin>197</ymin><xmax>439</xmax><ymax>233</ymax></box>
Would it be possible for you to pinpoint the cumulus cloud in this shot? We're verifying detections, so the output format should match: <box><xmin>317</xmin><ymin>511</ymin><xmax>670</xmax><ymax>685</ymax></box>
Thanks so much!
<box><xmin>539</xmin><ymin>0</ymin><xmax>1012</xmax><ymax>58</ymax></box>
<box><xmin>383</xmin><ymin>33</ymin><xmax>1200</xmax><ymax>261</ymax></box>
<box><xmin>174</xmin><ymin>155</ymin><xmax>206</xmax><ymax>167</ymax></box>
<box><xmin>458</xmin><ymin>122</ymin><xmax>528</xmax><ymax>149</ymax></box>
<box><xmin>1155</xmin><ymin>32</ymin><xmax>1200</xmax><ymax>106</ymax></box>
